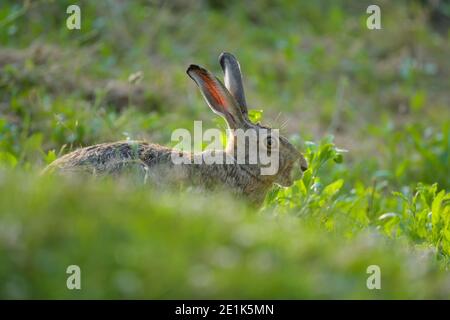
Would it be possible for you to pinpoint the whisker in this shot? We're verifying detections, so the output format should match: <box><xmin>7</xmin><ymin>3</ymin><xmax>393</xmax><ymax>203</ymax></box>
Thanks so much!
<box><xmin>280</xmin><ymin>118</ymin><xmax>290</xmax><ymax>131</ymax></box>
<box><xmin>274</xmin><ymin>112</ymin><xmax>282</xmax><ymax>125</ymax></box>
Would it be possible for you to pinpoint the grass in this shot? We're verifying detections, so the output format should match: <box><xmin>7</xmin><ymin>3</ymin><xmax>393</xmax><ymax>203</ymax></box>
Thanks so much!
<box><xmin>0</xmin><ymin>0</ymin><xmax>449</xmax><ymax>298</ymax></box>
<box><xmin>0</xmin><ymin>171</ymin><xmax>448</xmax><ymax>299</ymax></box>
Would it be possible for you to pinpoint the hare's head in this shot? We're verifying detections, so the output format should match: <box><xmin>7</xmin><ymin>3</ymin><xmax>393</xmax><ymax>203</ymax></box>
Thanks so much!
<box><xmin>187</xmin><ymin>52</ymin><xmax>307</xmax><ymax>187</ymax></box>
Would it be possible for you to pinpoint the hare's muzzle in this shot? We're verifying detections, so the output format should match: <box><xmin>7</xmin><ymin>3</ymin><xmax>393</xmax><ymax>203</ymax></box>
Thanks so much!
<box><xmin>299</xmin><ymin>154</ymin><xmax>308</xmax><ymax>172</ymax></box>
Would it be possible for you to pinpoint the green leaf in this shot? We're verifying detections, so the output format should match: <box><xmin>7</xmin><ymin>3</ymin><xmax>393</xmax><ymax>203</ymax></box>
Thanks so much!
<box><xmin>0</xmin><ymin>152</ymin><xmax>18</xmax><ymax>168</ymax></box>
<box><xmin>294</xmin><ymin>179</ymin><xmax>307</xmax><ymax>196</ymax></box>
<box><xmin>45</xmin><ymin>150</ymin><xmax>57</xmax><ymax>165</ymax></box>
<box><xmin>301</xmin><ymin>169</ymin><xmax>313</xmax><ymax>189</ymax></box>
<box><xmin>248</xmin><ymin>109</ymin><xmax>263</xmax><ymax>123</ymax></box>
<box><xmin>431</xmin><ymin>190</ymin><xmax>445</xmax><ymax>226</ymax></box>
<box><xmin>333</xmin><ymin>153</ymin><xmax>343</xmax><ymax>163</ymax></box>
<box><xmin>322</xmin><ymin>179</ymin><xmax>344</xmax><ymax>198</ymax></box>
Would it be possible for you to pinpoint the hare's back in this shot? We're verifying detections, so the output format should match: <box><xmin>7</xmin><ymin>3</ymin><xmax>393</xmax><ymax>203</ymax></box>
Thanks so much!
<box><xmin>45</xmin><ymin>141</ymin><xmax>174</xmax><ymax>176</ymax></box>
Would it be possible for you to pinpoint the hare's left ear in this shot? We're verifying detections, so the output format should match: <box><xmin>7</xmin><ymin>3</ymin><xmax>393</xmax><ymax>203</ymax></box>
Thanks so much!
<box><xmin>187</xmin><ymin>64</ymin><xmax>245</xmax><ymax>129</ymax></box>
<box><xmin>219</xmin><ymin>52</ymin><xmax>248</xmax><ymax>118</ymax></box>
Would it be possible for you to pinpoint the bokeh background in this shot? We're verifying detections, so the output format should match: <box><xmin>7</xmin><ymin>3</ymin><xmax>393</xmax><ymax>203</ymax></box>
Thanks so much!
<box><xmin>0</xmin><ymin>0</ymin><xmax>449</xmax><ymax>298</ymax></box>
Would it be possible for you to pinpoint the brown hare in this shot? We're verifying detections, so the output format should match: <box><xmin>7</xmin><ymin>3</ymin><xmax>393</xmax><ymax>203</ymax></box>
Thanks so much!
<box><xmin>45</xmin><ymin>53</ymin><xmax>308</xmax><ymax>206</ymax></box>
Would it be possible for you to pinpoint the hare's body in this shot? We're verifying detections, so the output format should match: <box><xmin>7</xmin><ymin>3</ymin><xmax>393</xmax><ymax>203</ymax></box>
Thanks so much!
<box><xmin>47</xmin><ymin>141</ymin><xmax>177</xmax><ymax>180</ymax></box>
<box><xmin>47</xmin><ymin>140</ymin><xmax>272</xmax><ymax>205</ymax></box>
<box><xmin>46</xmin><ymin>53</ymin><xmax>307</xmax><ymax>206</ymax></box>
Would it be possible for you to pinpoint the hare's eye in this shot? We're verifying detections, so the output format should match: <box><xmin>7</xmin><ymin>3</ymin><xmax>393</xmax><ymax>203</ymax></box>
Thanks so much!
<box><xmin>264</xmin><ymin>136</ymin><xmax>278</xmax><ymax>150</ymax></box>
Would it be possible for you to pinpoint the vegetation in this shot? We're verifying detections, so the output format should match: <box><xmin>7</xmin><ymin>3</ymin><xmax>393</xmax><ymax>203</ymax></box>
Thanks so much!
<box><xmin>0</xmin><ymin>0</ymin><xmax>449</xmax><ymax>298</ymax></box>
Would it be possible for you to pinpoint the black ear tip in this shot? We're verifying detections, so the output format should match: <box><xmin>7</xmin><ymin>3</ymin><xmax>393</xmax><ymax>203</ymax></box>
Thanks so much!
<box><xmin>186</xmin><ymin>64</ymin><xmax>204</xmax><ymax>77</ymax></box>
<box><xmin>219</xmin><ymin>52</ymin><xmax>235</xmax><ymax>69</ymax></box>
<box><xmin>187</xmin><ymin>64</ymin><xmax>200</xmax><ymax>72</ymax></box>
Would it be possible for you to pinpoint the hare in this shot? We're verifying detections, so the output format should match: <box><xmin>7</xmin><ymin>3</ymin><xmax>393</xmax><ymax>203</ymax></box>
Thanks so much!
<box><xmin>45</xmin><ymin>53</ymin><xmax>308</xmax><ymax>206</ymax></box>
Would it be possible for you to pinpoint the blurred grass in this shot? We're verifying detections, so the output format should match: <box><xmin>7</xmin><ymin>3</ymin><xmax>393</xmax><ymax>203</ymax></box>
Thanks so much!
<box><xmin>0</xmin><ymin>171</ymin><xmax>449</xmax><ymax>299</ymax></box>
<box><xmin>0</xmin><ymin>0</ymin><xmax>449</xmax><ymax>298</ymax></box>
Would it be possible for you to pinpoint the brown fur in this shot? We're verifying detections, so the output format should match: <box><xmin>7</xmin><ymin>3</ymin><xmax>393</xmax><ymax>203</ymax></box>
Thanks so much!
<box><xmin>45</xmin><ymin>140</ymin><xmax>274</xmax><ymax>206</ymax></box>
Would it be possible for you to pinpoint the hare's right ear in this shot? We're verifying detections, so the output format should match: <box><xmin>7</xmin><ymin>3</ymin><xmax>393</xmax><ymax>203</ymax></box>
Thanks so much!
<box><xmin>187</xmin><ymin>64</ymin><xmax>245</xmax><ymax>129</ymax></box>
<box><xmin>219</xmin><ymin>52</ymin><xmax>248</xmax><ymax>118</ymax></box>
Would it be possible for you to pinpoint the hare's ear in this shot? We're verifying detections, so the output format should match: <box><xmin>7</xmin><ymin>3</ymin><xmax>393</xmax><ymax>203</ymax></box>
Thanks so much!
<box><xmin>187</xmin><ymin>64</ymin><xmax>245</xmax><ymax>129</ymax></box>
<box><xmin>219</xmin><ymin>52</ymin><xmax>248</xmax><ymax>118</ymax></box>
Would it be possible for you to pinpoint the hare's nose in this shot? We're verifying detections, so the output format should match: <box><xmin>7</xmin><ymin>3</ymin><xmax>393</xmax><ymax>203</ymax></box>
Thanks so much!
<box><xmin>299</xmin><ymin>156</ymin><xmax>308</xmax><ymax>172</ymax></box>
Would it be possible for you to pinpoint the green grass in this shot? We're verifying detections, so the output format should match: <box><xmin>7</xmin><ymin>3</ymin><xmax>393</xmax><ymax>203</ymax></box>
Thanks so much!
<box><xmin>0</xmin><ymin>0</ymin><xmax>449</xmax><ymax>298</ymax></box>
<box><xmin>0</xmin><ymin>171</ymin><xmax>448</xmax><ymax>299</ymax></box>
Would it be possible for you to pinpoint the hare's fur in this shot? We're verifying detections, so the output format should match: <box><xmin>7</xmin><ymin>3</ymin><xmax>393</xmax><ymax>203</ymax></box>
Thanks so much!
<box><xmin>46</xmin><ymin>140</ymin><xmax>274</xmax><ymax>205</ymax></box>
<box><xmin>45</xmin><ymin>53</ymin><xmax>307</xmax><ymax>206</ymax></box>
